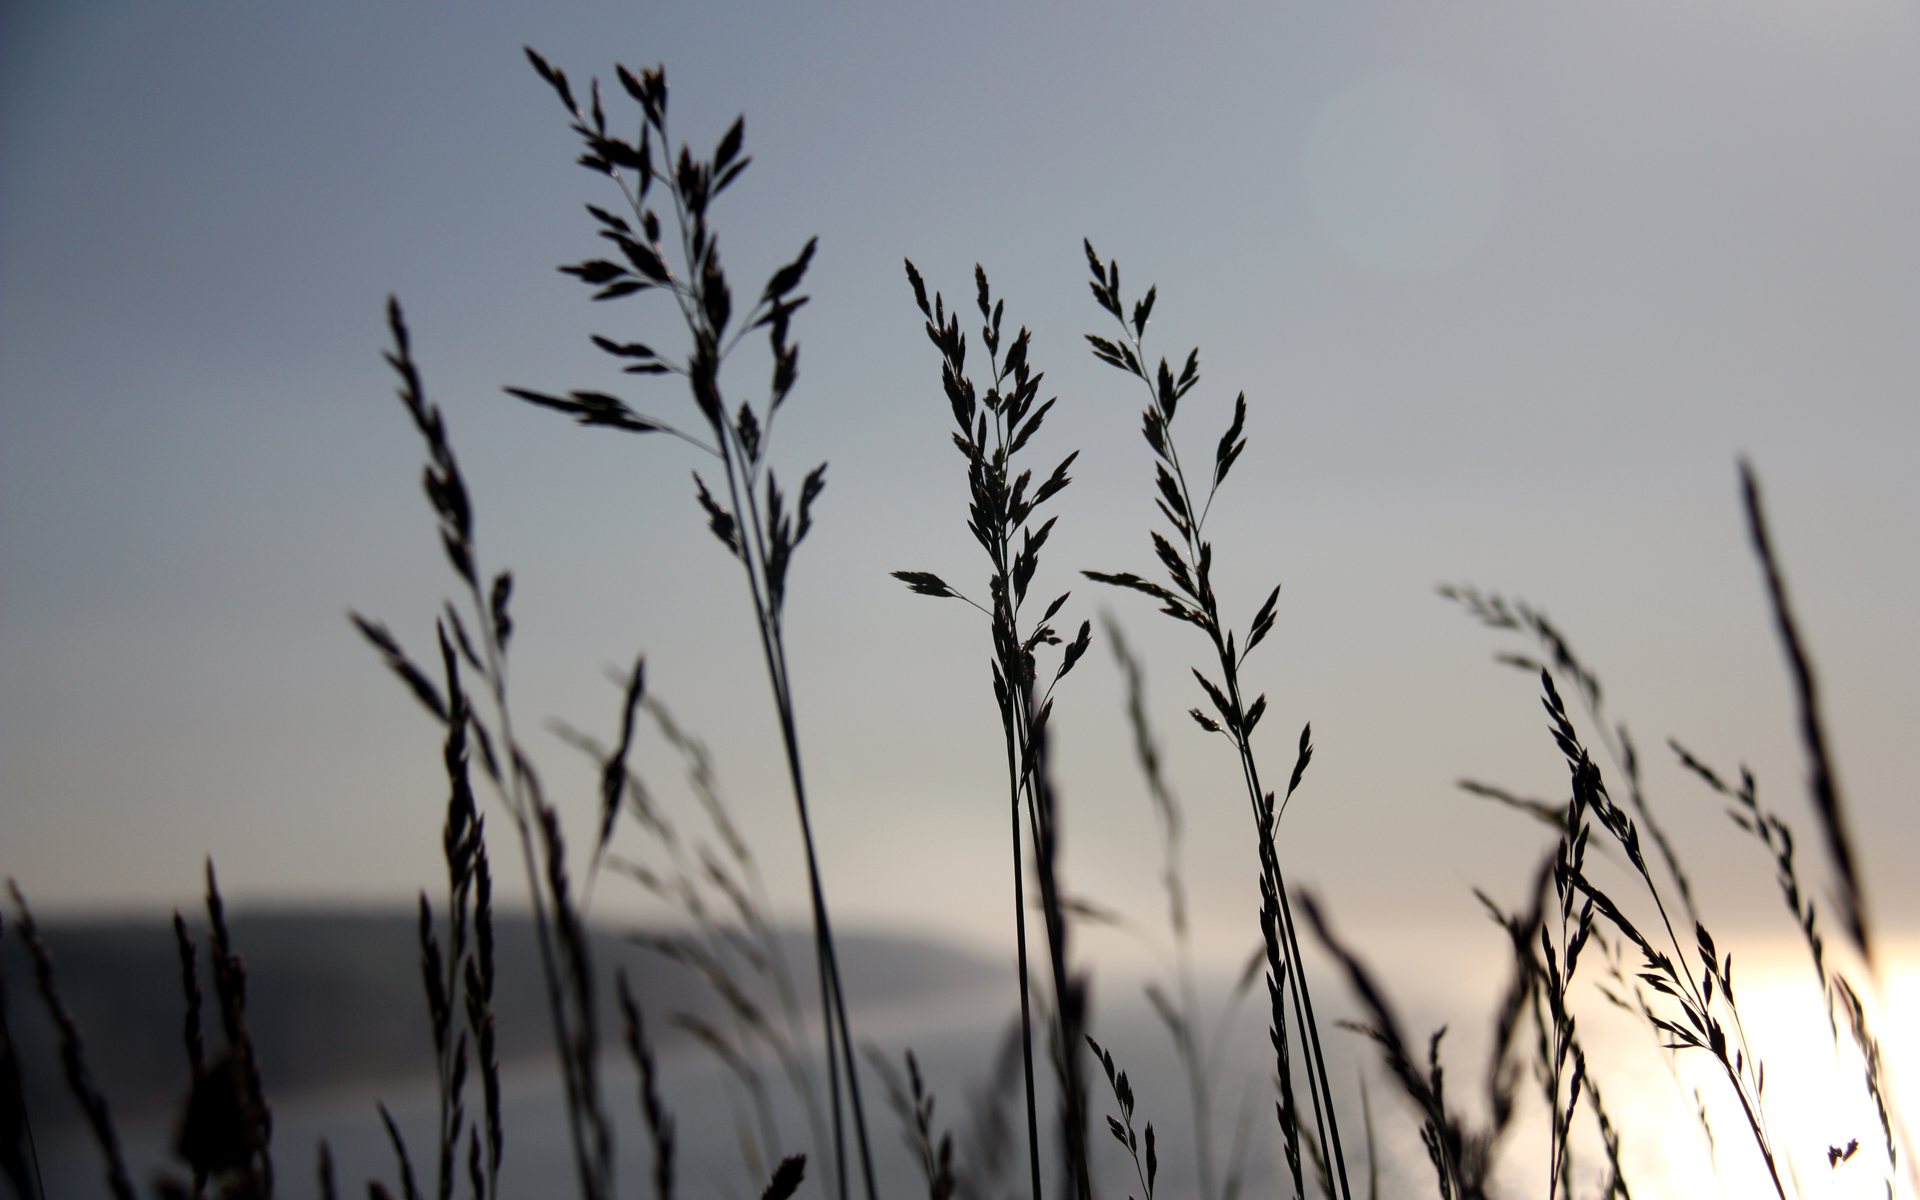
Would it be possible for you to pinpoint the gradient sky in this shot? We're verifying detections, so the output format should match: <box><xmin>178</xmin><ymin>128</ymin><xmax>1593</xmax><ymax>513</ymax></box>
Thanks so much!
<box><xmin>3</xmin><ymin>0</ymin><xmax>1916</xmax><ymax>989</ymax></box>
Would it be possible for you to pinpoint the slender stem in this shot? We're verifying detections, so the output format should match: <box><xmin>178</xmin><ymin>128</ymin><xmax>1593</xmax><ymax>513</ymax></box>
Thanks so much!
<box><xmin>715</xmin><ymin>399</ymin><xmax>878</xmax><ymax>1200</ymax></box>
<box><xmin>1105</xmin><ymin>297</ymin><xmax>1350</xmax><ymax>1200</ymax></box>
<box><xmin>989</xmin><ymin>405</ymin><xmax>1048</xmax><ymax>1200</ymax></box>
<box><xmin>1235</xmin><ymin>731</ymin><xmax>1348</xmax><ymax>1200</ymax></box>
<box><xmin>1003</xmin><ymin>696</ymin><xmax>1047</xmax><ymax>1200</ymax></box>
<box><xmin>470</xmin><ymin>581</ymin><xmax>604</xmax><ymax>1200</ymax></box>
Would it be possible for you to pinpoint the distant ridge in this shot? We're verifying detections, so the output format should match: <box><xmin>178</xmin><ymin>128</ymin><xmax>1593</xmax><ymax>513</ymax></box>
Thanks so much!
<box><xmin>1</xmin><ymin>909</ymin><xmax>1007</xmax><ymax>1127</ymax></box>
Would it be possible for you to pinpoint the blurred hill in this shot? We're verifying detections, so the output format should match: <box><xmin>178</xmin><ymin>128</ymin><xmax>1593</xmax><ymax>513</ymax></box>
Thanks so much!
<box><xmin>1</xmin><ymin>909</ymin><xmax>1007</xmax><ymax>1129</ymax></box>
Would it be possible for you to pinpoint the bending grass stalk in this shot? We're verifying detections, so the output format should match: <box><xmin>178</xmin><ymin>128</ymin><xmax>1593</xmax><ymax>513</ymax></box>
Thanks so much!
<box><xmin>1</xmin><ymin>914</ymin><xmax>48</xmax><ymax>1200</ymax></box>
<box><xmin>5</xmin><ymin>885</ymin><xmax>133</xmax><ymax>1200</ymax></box>
<box><xmin>1437</xmin><ymin>584</ymin><xmax>1698</xmax><ymax>930</ymax></box>
<box><xmin>514</xmin><ymin>53</ymin><xmax>873</xmax><ymax>1200</ymax></box>
<box><xmin>1536</xmin><ymin>670</ymin><xmax>1786</xmax><ymax>1199</ymax></box>
<box><xmin>1107</xmin><ymin>615</ymin><xmax>1234</xmax><ymax>1200</ymax></box>
<box><xmin>895</xmin><ymin>260</ymin><xmax>1093</xmax><ymax>1200</ymax></box>
<box><xmin>1738</xmin><ymin>461</ymin><xmax>1870</xmax><ymax>967</ymax></box>
<box><xmin>562</xmin><ymin>685</ymin><xmax>813</xmax><ymax>1182</ymax></box>
<box><xmin>1078</xmin><ymin>240</ymin><xmax>1350</xmax><ymax>1200</ymax></box>
<box><xmin>1087</xmin><ymin>1036</ymin><xmax>1157</xmax><ymax>1200</ymax></box>
<box><xmin>359</xmin><ymin>298</ymin><xmax>612</xmax><ymax>1200</ymax></box>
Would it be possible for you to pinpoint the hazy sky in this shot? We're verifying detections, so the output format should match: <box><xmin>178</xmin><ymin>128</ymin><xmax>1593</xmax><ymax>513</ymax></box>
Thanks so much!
<box><xmin>3</xmin><ymin>0</ymin><xmax>1916</xmax><ymax>985</ymax></box>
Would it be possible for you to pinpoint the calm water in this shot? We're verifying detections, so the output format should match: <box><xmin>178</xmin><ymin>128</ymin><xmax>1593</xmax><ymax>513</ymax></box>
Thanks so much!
<box><xmin>27</xmin><ymin>956</ymin><xmax>1914</xmax><ymax>1199</ymax></box>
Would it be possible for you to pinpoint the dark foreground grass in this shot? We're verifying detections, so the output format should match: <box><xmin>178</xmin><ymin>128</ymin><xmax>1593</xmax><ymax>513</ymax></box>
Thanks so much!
<box><xmin>0</xmin><ymin>53</ymin><xmax>1907</xmax><ymax>1200</ymax></box>
<box><xmin>894</xmin><ymin>259</ymin><xmax>1093</xmax><ymax>1200</ymax></box>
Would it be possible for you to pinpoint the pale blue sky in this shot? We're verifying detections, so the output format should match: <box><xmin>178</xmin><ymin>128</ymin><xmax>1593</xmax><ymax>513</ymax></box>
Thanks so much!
<box><xmin>2</xmin><ymin>0</ymin><xmax>1916</xmax><ymax>977</ymax></box>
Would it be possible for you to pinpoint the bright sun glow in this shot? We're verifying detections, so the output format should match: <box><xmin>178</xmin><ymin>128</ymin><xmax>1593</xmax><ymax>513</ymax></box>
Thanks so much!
<box><xmin>1532</xmin><ymin>944</ymin><xmax>1920</xmax><ymax>1200</ymax></box>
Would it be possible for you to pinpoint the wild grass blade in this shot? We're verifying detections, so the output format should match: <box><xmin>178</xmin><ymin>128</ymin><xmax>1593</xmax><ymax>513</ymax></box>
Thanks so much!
<box><xmin>7</xmin><ymin>883</ymin><xmax>135</xmax><ymax>1200</ymax></box>
<box><xmin>0</xmin><ymin>914</ymin><xmax>48</xmax><ymax>1200</ymax></box>
<box><xmin>363</xmin><ymin>297</ymin><xmax>611</xmax><ymax>1200</ymax></box>
<box><xmin>1739</xmin><ymin>461</ymin><xmax>1870</xmax><ymax>966</ymax></box>
<box><xmin>1080</xmin><ymin>241</ymin><xmax>1349</xmax><ymax>1200</ymax></box>
<box><xmin>898</xmin><ymin>260</ymin><xmax>1093</xmax><ymax>1200</ymax></box>
<box><xmin>516</xmin><ymin>56</ymin><xmax>871</xmax><ymax>1199</ymax></box>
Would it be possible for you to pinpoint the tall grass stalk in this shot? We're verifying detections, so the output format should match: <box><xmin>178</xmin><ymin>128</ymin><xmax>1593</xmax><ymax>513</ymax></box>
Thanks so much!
<box><xmin>355</xmin><ymin>298</ymin><xmax>615</xmax><ymax>1200</ymax></box>
<box><xmin>0</xmin><ymin>913</ymin><xmax>46</xmax><ymax>1200</ymax></box>
<box><xmin>1107</xmin><ymin>616</ymin><xmax>1264</xmax><ymax>1200</ymax></box>
<box><xmin>512</xmin><ymin>51</ymin><xmax>872</xmax><ymax>1200</ymax></box>
<box><xmin>5</xmin><ymin>886</ymin><xmax>134</xmax><ymax>1200</ymax></box>
<box><xmin>413</xmin><ymin>646</ymin><xmax>502</xmax><ymax>1200</ymax></box>
<box><xmin>1078</xmin><ymin>240</ymin><xmax>1350</xmax><ymax>1200</ymax></box>
<box><xmin>895</xmin><ymin>261</ymin><xmax>1093</xmax><ymax>1200</ymax></box>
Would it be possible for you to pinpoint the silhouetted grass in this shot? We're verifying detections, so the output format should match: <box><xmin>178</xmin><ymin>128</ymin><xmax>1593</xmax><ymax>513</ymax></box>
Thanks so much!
<box><xmin>514</xmin><ymin>47</ymin><xmax>862</xmax><ymax>1200</ymax></box>
<box><xmin>1</xmin><ymin>52</ymin><xmax>1909</xmax><ymax>1200</ymax></box>
<box><xmin>1078</xmin><ymin>239</ymin><xmax>1350</xmax><ymax>1200</ymax></box>
<box><xmin>895</xmin><ymin>260</ymin><xmax>1092</xmax><ymax>1200</ymax></box>
<box><xmin>1104</xmin><ymin>617</ymin><xmax>1264</xmax><ymax>1200</ymax></box>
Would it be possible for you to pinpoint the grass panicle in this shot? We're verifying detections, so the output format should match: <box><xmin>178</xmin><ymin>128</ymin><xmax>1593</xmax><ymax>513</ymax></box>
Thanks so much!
<box><xmin>897</xmin><ymin>260</ymin><xmax>1094</xmax><ymax>1200</ymax></box>
<box><xmin>408</xmin><ymin>631</ymin><xmax>502</xmax><ymax>1200</ymax></box>
<box><xmin>181</xmin><ymin>863</ymin><xmax>277</xmax><ymax>1200</ymax></box>
<box><xmin>6</xmin><ymin>884</ymin><xmax>133</xmax><ymax>1200</ymax></box>
<box><xmin>1087</xmin><ymin>1036</ymin><xmax>1157</xmax><ymax>1200</ymax></box>
<box><xmin>1079</xmin><ymin>239</ymin><xmax>1349</xmax><ymax>1200</ymax></box>
<box><xmin>516</xmin><ymin>50</ymin><xmax>871</xmax><ymax>1200</ymax></box>
<box><xmin>1550</xmin><ymin>679</ymin><xmax>1784</xmax><ymax>1198</ymax></box>
<box><xmin>864</xmin><ymin>1047</ymin><xmax>956</xmax><ymax>1200</ymax></box>
<box><xmin>355</xmin><ymin>297</ymin><xmax>614</xmax><ymax>1200</ymax></box>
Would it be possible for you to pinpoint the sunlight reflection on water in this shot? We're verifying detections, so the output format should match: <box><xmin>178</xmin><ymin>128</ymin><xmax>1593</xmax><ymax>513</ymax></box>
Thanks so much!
<box><xmin>30</xmin><ymin>944</ymin><xmax>1919</xmax><ymax>1199</ymax></box>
